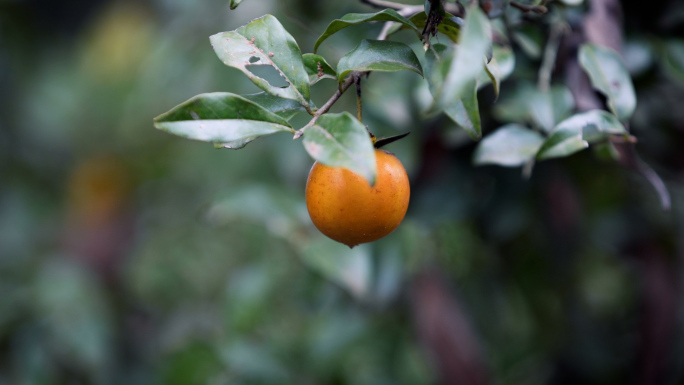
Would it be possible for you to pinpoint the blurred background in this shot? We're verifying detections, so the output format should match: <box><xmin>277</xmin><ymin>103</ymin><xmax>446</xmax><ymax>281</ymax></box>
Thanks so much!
<box><xmin>1</xmin><ymin>0</ymin><xmax>684</xmax><ymax>384</ymax></box>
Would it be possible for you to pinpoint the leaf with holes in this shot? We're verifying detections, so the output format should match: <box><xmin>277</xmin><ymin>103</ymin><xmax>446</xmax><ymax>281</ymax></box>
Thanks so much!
<box><xmin>579</xmin><ymin>44</ymin><xmax>636</xmax><ymax>121</ymax></box>
<box><xmin>425</xmin><ymin>44</ymin><xmax>481</xmax><ymax>140</ymax></box>
<box><xmin>313</xmin><ymin>9</ymin><xmax>420</xmax><ymax>53</ymax></box>
<box><xmin>474</xmin><ymin>124</ymin><xmax>545</xmax><ymax>166</ymax></box>
<box><xmin>302</xmin><ymin>112</ymin><xmax>376</xmax><ymax>185</ymax></box>
<box><xmin>302</xmin><ymin>53</ymin><xmax>337</xmax><ymax>85</ymax></box>
<box><xmin>210</xmin><ymin>15</ymin><xmax>310</xmax><ymax>107</ymax></box>
<box><xmin>241</xmin><ymin>92</ymin><xmax>309</xmax><ymax>120</ymax></box>
<box><xmin>337</xmin><ymin>40</ymin><xmax>423</xmax><ymax>85</ymax></box>
<box><xmin>431</xmin><ymin>4</ymin><xmax>491</xmax><ymax>114</ymax></box>
<box><xmin>154</xmin><ymin>92</ymin><xmax>294</xmax><ymax>150</ymax></box>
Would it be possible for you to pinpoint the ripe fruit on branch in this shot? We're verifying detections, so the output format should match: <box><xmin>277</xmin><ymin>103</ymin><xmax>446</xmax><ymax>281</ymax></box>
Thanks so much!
<box><xmin>305</xmin><ymin>148</ymin><xmax>410</xmax><ymax>248</ymax></box>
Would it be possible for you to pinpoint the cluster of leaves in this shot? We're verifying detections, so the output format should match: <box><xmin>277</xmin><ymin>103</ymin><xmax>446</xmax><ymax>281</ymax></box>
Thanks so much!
<box><xmin>156</xmin><ymin>0</ymin><xmax>641</xmax><ymax>185</ymax></box>
<box><xmin>474</xmin><ymin>44</ymin><xmax>635</xmax><ymax>171</ymax></box>
<box><xmin>155</xmin><ymin>9</ymin><xmax>431</xmax><ymax>184</ymax></box>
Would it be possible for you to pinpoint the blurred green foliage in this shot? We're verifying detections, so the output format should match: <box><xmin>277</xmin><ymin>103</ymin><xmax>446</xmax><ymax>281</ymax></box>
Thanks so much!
<box><xmin>1</xmin><ymin>0</ymin><xmax>684</xmax><ymax>384</ymax></box>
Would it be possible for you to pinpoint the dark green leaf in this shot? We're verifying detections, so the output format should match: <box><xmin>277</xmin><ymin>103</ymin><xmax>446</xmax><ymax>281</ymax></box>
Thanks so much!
<box><xmin>302</xmin><ymin>53</ymin><xmax>337</xmax><ymax>85</ymax></box>
<box><xmin>313</xmin><ymin>9</ymin><xmax>420</xmax><ymax>53</ymax></box>
<box><xmin>431</xmin><ymin>4</ymin><xmax>491</xmax><ymax>113</ymax></box>
<box><xmin>579</xmin><ymin>44</ymin><xmax>637</xmax><ymax>121</ymax></box>
<box><xmin>336</xmin><ymin>40</ymin><xmax>423</xmax><ymax>84</ymax></box>
<box><xmin>474</xmin><ymin>124</ymin><xmax>545</xmax><ymax>166</ymax></box>
<box><xmin>374</xmin><ymin>132</ymin><xmax>410</xmax><ymax>148</ymax></box>
<box><xmin>241</xmin><ymin>92</ymin><xmax>308</xmax><ymax>120</ymax></box>
<box><xmin>210</xmin><ymin>15</ymin><xmax>310</xmax><ymax>107</ymax></box>
<box><xmin>302</xmin><ymin>112</ymin><xmax>376</xmax><ymax>185</ymax></box>
<box><xmin>229</xmin><ymin>0</ymin><xmax>244</xmax><ymax>10</ymax></box>
<box><xmin>154</xmin><ymin>92</ymin><xmax>294</xmax><ymax>149</ymax></box>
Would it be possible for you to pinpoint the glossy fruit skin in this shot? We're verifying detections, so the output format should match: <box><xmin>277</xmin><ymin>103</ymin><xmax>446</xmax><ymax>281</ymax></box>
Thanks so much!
<box><xmin>305</xmin><ymin>149</ymin><xmax>410</xmax><ymax>247</ymax></box>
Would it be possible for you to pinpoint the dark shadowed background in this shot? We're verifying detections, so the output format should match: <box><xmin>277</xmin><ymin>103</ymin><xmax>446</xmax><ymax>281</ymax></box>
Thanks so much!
<box><xmin>1</xmin><ymin>0</ymin><xmax>684</xmax><ymax>384</ymax></box>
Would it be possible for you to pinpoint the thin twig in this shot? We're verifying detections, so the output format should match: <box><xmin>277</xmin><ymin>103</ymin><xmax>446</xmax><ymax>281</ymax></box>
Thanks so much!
<box><xmin>636</xmin><ymin>158</ymin><xmax>671</xmax><ymax>211</ymax></box>
<box><xmin>510</xmin><ymin>1</ymin><xmax>548</xmax><ymax>14</ymax></box>
<box><xmin>361</xmin><ymin>0</ymin><xmax>464</xmax><ymax>17</ymax></box>
<box><xmin>355</xmin><ymin>75</ymin><xmax>363</xmax><ymax>123</ymax></box>
<box><xmin>377</xmin><ymin>5</ymin><xmax>424</xmax><ymax>40</ymax></box>
<box><xmin>293</xmin><ymin>75</ymin><xmax>361</xmax><ymax>139</ymax></box>
<box><xmin>295</xmin><ymin>0</ymin><xmax>421</xmax><ymax>140</ymax></box>
<box><xmin>360</xmin><ymin>0</ymin><xmax>408</xmax><ymax>10</ymax></box>
<box><xmin>537</xmin><ymin>23</ymin><xmax>565</xmax><ymax>92</ymax></box>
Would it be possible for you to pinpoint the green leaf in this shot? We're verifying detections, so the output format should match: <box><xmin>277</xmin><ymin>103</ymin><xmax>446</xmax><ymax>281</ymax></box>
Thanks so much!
<box><xmin>557</xmin><ymin>109</ymin><xmax>628</xmax><ymax>144</ymax></box>
<box><xmin>493</xmin><ymin>83</ymin><xmax>574</xmax><ymax>132</ymax></box>
<box><xmin>302</xmin><ymin>53</ymin><xmax>337</xmax><ymax>85</ymax></box>
<box><xmin>445</xmin><ymin>81</ymin><xmax>481</xmax><ymax>140</ymax></box>
<box><xmin>154</xmin><ymin>92</ymin><xmax>294</xmax><ymax>149</ymax></box>
<box><xmin>536</xmin><ymin>126</ymin><xmax>588</xmax><ymax>160</ymax></box>
<box><xmin>313</xmin><ymin>9</ymin><xmax>420</xmax><ymax>53</ymax></box>
<box><xmin>386</xmin><ymin>12</ymin><xmax>462</xmax><ymax>42</ymax></box>
<box><xmin>424</xmin><ymin>43</ymin><xmax>451</xmax><ymax>90</ymax></box>
<box><xmin>229</xmin><ymin>0</ymin><xmax>244</xmax><ymax>10</ymax></box>
<box><xmin>431</xmin><ymin>4</ymin><xmax>491</xmax><ymax>113</ymax></box>
<box><xmin>302</xmin><ymin>112</ymin><xmax>376</xmax><ymax>185</ymax></box>
<box><xmin>241</xmin><ymin>92</ymin><xmax>308</xmax><ymax>120</ymax></box>
<box><xmin>537</xmin><ymin>110</ymin><xmax>627</xmax><ymax>160</ymax></box>
<box><xmin>210</xmin><ymin>15</ymin><xmax>310</xmax><ymax>107</ymax></box>
<box><xmin>529</xmin><ymin>85</ymin><xmax>575</xmax><ymax>132</ymax></box>
<box><xmin>482</xmin><ymin>56</ymin><xmax>501</xmax><ymax>99</ymax></box>
<box><xmin>477</xmin><ymin>45</ymin><xmax>515</xmax><ymax>89</ymax></box>
<box><xmin>494</xmin><ymin>45</ymin><xmax>516</xmax><ymax>80</ymax></box>
<box><xmin>474</xmin><ymin>124</ymin><xmax>545</xmax><ymax>166</ymax></box>
<box><xmin>425</xmin><ymin>44</ymin><xmax>481</xmax><ymax>139</ymax></box>
<box><xmin>662</xmin><ymin>40</ymin><xmax>684</xmax><ymax>86</ymax></box>
<box><xmin>301</xmin><ymin>239</ymin><xmax>372</xmax><ymax>299</ymax></box>
<box><xmin>579</xmin><ymin>44</ymin><xmax>637</xmax><ymax>121</ymax></box>
<box><xmin>336</xmin><ymin>40</ymin><xmax>423</xmax><ymax>84</ymax></box>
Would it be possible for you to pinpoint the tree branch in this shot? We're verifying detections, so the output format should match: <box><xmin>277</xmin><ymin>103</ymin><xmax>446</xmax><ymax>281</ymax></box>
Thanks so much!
<box><xmin>292</xmin><ymin>75</ymin><xmax>361</xmax><ymax>139</ymax></box>
<box><xmin>510</xmin><ymin>1</ymin><xmax>548</xmax><ymax>14</ymax></box>
<box><xmin>361</xmin><ymin>0</ymin><xmax>464</xmax><ymax>17</ymax></box>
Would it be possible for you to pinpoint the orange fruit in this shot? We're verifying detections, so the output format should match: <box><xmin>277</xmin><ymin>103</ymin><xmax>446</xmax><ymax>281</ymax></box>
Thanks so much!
<box><xmin>305</xmin><ymin>149</ymin><xmax>410</xmax><ymax>247</ymax></box>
